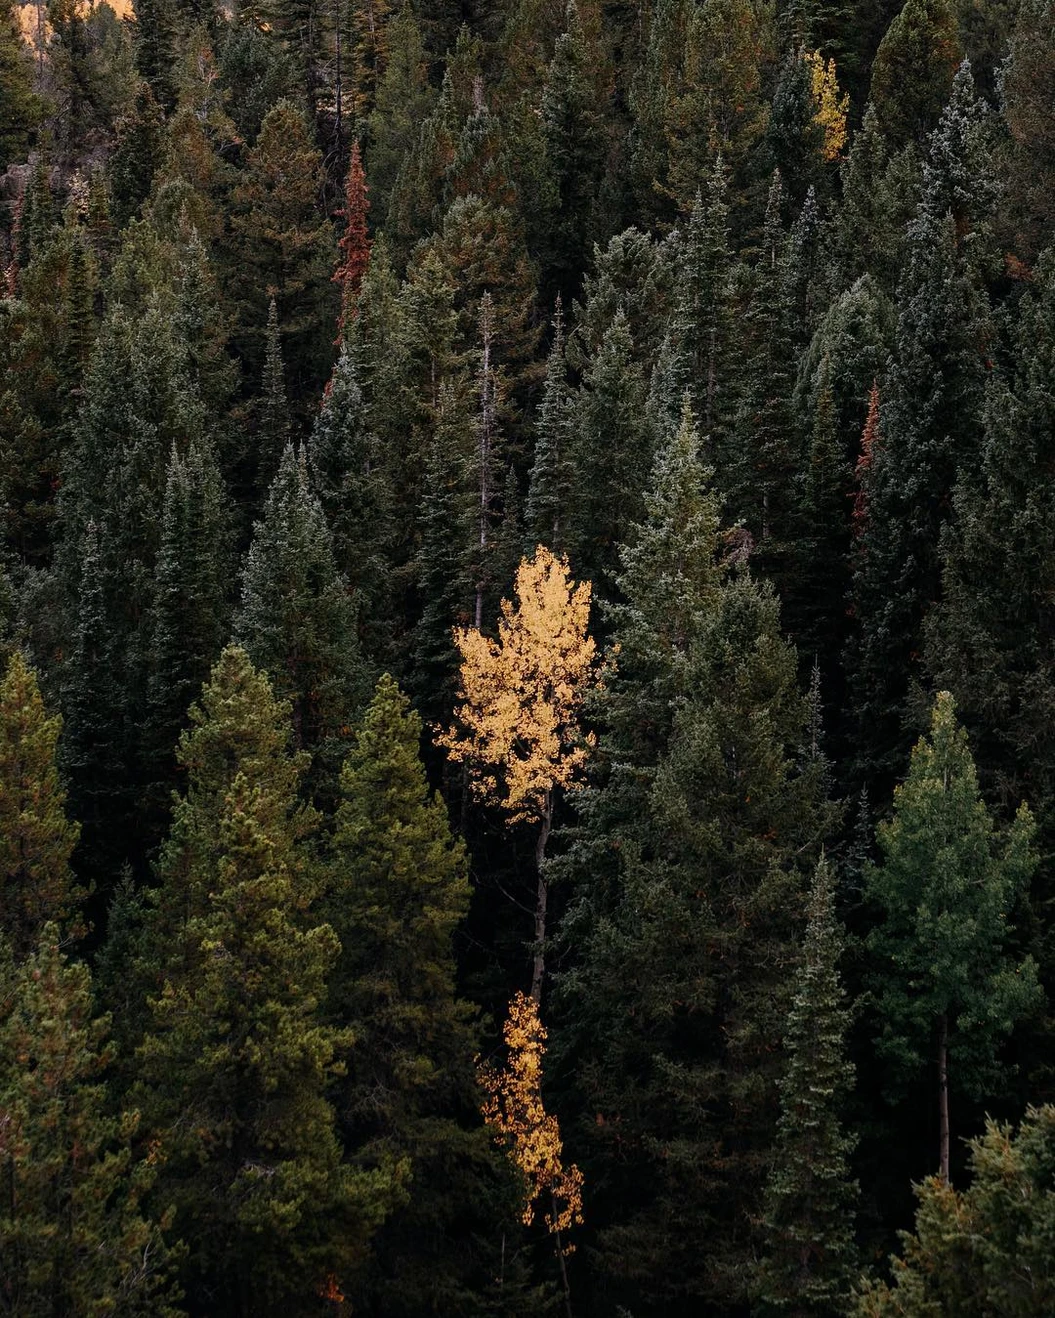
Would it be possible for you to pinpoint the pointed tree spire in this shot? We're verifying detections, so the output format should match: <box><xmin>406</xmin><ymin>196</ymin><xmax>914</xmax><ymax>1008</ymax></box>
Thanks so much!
<box><xmin>333</xmin><ymin>139</ymin><xmax>372</xmax><ymax>341</ymax></box>
<box><xmin>525</xmin><ymin>298</ymin><xmax>572</xmax><ymax>552</ymax></box>
<box><xmin>258</xmin><ymin>296</ymin><xmax>290</xmax><ymax>492</ymax></box>
<box><xmin>757</xmin><ymin>853</ymin><xmax>859</xmax><ymax>1312</ymax></box>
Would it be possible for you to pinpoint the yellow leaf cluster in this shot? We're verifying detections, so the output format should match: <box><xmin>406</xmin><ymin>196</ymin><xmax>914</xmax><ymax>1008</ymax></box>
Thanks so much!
<box><xmin>806</xmin><ymin>51</ymin><xmax>849</xmax><ymax>163</ymax></box>
<box><xmin>438</xmin><ymin>547</ymin><xmax>597</xmax><ymax>824</ymax></box>
<box><xmin>480</xmin><ymin>991</ymin><xmax>584</xmax><ymax>1244</ymax></box>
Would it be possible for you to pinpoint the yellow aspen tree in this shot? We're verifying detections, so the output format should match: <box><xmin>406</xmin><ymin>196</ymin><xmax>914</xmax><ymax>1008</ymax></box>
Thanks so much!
<box><xmin>438</xmin><ymin>545</ymin><xmax>597</xmax><ymax>1002</ymax></box>
<box><xmin>806</xmin><ymin>51</ymin><xmax>849</xmax><ymax>162</ymax></box>
<box><xmin>481</xmin><ymin>989</ymin><xmax>583</xmax><ymax>1312</ymax></box>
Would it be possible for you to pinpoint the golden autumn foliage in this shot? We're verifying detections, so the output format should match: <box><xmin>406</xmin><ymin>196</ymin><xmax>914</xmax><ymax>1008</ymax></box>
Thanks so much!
<box><xmin>481</xmin><ymin>991</ymin><xmax>584</xmax><ymax>1245</ymax></box>
<box><xmin>438</xmin><ymin>546</ymin><xmax>597</xmax><ymax>825</ymax></box>
<box><xmin>806</xmin><ymin>51</ymin><xmax>849</xmax><ymax>162</ymax></box>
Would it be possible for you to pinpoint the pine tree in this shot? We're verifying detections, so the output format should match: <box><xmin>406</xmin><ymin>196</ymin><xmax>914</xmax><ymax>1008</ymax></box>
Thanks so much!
<box><xmin>108</xmin><ymin>82</ymin><xmax>168</xmax><ymax>230</ymax></box>
<box><xmin>0</xmin><ymin>930</ymin><xmax>182</xmax><ymax>1317</ymax></box>
<box><xmin>308</xmin><ymin>344</ymin><xmax>394</xmax><ymax>659</ymax></box>
<box><xmin>0</xmin><ymin>651</ymin><xmax>82</xmax><ymax>958</ymax></box>
<box><xmin>365</xmin><ymin>2</ymin><xmax>434</xmax><ymax>226</ymax></box>
<box><xmin>136</xmin><ymin>646</ymin><xmax>396</xmax><ymax>1314</ymax></box>
<box><xmin>998</xmin><ymin>0</ymin><xmax>1055</xmax><ymax>265</ymax></box>
<box><xmin>256</xmin><ymin>295</ymin><xmax>291</xmax><ymax>494</ymax></box>
<box><xmin>757</xmin><ymin>853</ymin><xmax>859</xmax><ymax>1316</ymax></box>
<box><xmin>235</xmin><ymin>445</ymin><xmax>366</xmax><ymax>788</ymax></box>
<box><xmin>925</xmin><ymin>248</ymin><xmax>1055</xmax><ymax>860</ymax></box>
<box><xmin>539</xmin><ymin>0</ymin><xmax>605</xmax><ymax>298</ymax></box>
<box><xmin>728</xmin><ymin>172</ymin><xmax>798</xmax><ymax>577</ymax></box>
<box><xmin>865</xmin><ymin>692</ymin><xmax>1041</xmax><ymax>1182</ymax></box>
<box><xmin>669</xmin><ymin>158</ymin><xmax>733</xmax><ymax>443</ymax></box>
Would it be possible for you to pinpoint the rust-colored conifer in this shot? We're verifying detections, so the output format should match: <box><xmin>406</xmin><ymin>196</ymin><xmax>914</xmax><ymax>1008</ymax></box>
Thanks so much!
<box><xmin>333</xmin><ymin>141</ymin><xmax>371</xmax><ymax>340</ymax></box>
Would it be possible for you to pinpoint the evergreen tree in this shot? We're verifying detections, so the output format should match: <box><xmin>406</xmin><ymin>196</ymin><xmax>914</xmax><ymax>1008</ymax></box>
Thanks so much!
<box><xmin>856</xmin><ymin>1105</ymin><xmax>1055</xmax><ymax>1316</ymax></box>
<box><xmin>868</xmin><ymin>0</ymin><xmax>961</xmax><ymax>150</ymax></box>
<box><xmin>728</xmin><ymin>172</ymin><xmax>798</xmax><ymax>580</ymax></box>
<box><xmin>556</xmin><ymin>409</ymin><xmax>833</xmax><ymax>1315</ymax></box>
<box><xmin>846</xmin><ymin>68</ymin><xmax>995</xmax><ymax>790</ymax></box>
<box><xmin>865</xmin><ymin>692</ymin><xmax>1041</xmax><ymax>1182</ymax></box>
<box><xmin>227</xmin><ymin>99</ymin><xmax>337</xmax><ymax>394</ymax></box>
<box><xmin>235</xmin><ymin>445</ymin><xmax>366</xmax><ymax>786</ymax></box>
<box><xmin>326</xmin><ymin>674</ymin><xmax>502</xmax><ymax>1313</ymax></box>
<box><xmin>998</xmin><ymin>0</ymin><xmax>1055</xmax><ymax>265</ymax></box>
<box><xmin>136</xmin><ymin>646</ymin><xmax>396</xmax><ymax>1314</ymax></box>
<box><xmin>333</xmin><ymin>139</ymin><xmax>371</xmax><ymax>340</ymax></box>
<box><xmin>308</xmin><ymin>344</ymin><xmax>394</xmax><ymax>659</ymax></box>
<box><xmin>0</xmin><ymin>930</ymin><xmax>182</xmax><ymax>1317</ymax></box>
<box><xmin>0</xmin><ymin>651</ymin><xmax>81</xmax><ymax>958</ymax></box>
<box><xmin>665</xmin><ymin>159</ymin><xmax>734</xmax><ymax>443</ymax></box>
<box><xmin>108</xmin><ymin>82</ymin><xmax>168</xmax><ymax>230</ymax></box>
<box><xmin>144</xmin><ymin>440</ymin><xmax>232</xmax><ymax>838</ymax></box>
<box><xmin>525</xmin><ymin>299</ymin><xmax>573</xmax><ymax>551</ymax></box>
<box><xmin>539</xmin><ymin>0</ymin><xmax>605</xmax><ymax>298</ymax></box>
<box><xmin>568</xmin><ymin>308</ymin><xmax>653</xmax><ymax>583</ymax></box>
<box><xmin>0</xmin><ymin>0</ymin><xmax>43</xmax><ymax>172</ymax></box>
<box><xmin>756</xmin><ymin>853</ymin><xmax>859</xmax><ymax>1316</ymax></box>
<box><xmin>925</xmin><ymin>248</ymin><xmax>1055</xmax><ymax>854</ymax></box>
<box><xmin>256</xmin><ymin>295</ymin><xmax>290</xmax><ymax>494</ymax></box>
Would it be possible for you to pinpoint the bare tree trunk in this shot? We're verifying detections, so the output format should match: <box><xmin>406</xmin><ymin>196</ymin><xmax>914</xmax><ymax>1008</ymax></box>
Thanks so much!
<box><xmin>530</xmin><ymin>789</ymin><xmax>553</xmax><ymax>1004</ymax></box>
<box><xmin>938</xmin><ymin>1013</ymin><xmax>950</xmax><ymax>1183</ymax></box>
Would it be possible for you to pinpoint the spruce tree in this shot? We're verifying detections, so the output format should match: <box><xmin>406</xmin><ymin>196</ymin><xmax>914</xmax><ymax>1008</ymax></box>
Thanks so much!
<box><xmin>108</xmin><ymin>82</ymin><xmax>168</xmax><ymax>230</ymax></box>
<box><xmin>144</xmin><ymin>439</ymin><xmax>232</xmax><ymax>838</ymax></box>
<box><xmin>925</xmin><ymin>246</ymin><xmax>1055</xmax><ymax>866</ymax></box>
<box><xmin>235</xmin><ymin>445</ymin><xmax>366</xmax><ymax>785</ymax></box>
<box><xmin>525</xmin><ymin>299</ymin><xmax>573</xmax><ymax>551</ymax></box>
<box><xmin>0</xmin><ymin>930</ymin><xmax>182</xmax><ymax>1317</ymax></box>
<box><xmin>556</xmin><ymin>408</ymin><xmax>834</xmax><ymax>1315</ymax></box>
<box><xmin>865</xmin><ymin>692</ymin><xmax>1041</xmax><ymax>1182</ymax></box>
<box><xmin>136</xmin><ymin>647</ymin><xmax>397</xmax><ymax>1314</ymax></box>
<box><xmin>0</xmin><ymin>651</ymin><xmax>82</xmax><ymax>958</ymax></box>
<box><xmin>568</xmin><ymin>309</ymin><xmax>653</xmax><ymax>584</ymax></box>
<box><xmin>326</xmin><ymin>674</ymin><xmax>500</xmax><ymax>1313</ymax></box>
<box><xmin>227</xmin><ymin>99</ymin><xmax>337</xmax><ymax>394</ymax></box>
<box><xmin>307</xmin><ymin>344</ymin><xmax>394</xmax><ymax>659</ymax></box>
<box><xmin>256</xmin><ymin>295</ymin><xmax>291</xmax><ymax>497</ymax></box>
<box><xmin>757</xmin><ymin>853</ymin><xmax>859</xmax><ymax>1316</ymax></box>
<box><xmin>846</xmin><ymin>68</ymin><xmax>995</xmax><ymax>791</ymax></box>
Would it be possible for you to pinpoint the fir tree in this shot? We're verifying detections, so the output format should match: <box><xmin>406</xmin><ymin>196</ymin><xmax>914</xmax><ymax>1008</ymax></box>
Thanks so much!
<box><xmin>0</xmin><ymin>651</ymin><xmax>82</xmax><ymax>958</ymax></box>
<box><xmin>525</xmin><ymin>299</ymin><xmax>573</xmax><ymax>551</ymax></box>
<box><xmin>256</xmin><ymin>295</ymin><xmax>290</xmax><ymax>494</ymax></box>
<box><xmin>568</xmin><ymin>308</ymin><xmax>653</xmax><ymax>584</ymax></box>
<box><xmin>235</xmin><ymin>444</ymin><xmax>366</xmax><ymax>787</ymax></box>
<box><xmin>865</xmin><ymin>692</ymin><xmax>1041</xmax><ymax>1182</ymax></box>
<box><xmin>144</xmin><ymin>439</ymin><xmax>232</xmax><ymax>838</ymax></box>
<box><xmin>856</xmin><ymin>1105</ymin><xmax>1055</xmax><ymax>1316</ymax></box>
<box><xmin>108</xmin><ymin>82</ymin><xmax>168</xmax><ymax>230</ymax></box>
<box><xmin>757</xmin><ymin>853</ymin><xmax>859</xmax><ymax>1316</ymax></box>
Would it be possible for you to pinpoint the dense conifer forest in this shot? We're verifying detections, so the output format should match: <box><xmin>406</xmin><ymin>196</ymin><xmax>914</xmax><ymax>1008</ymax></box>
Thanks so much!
<box><xmin>3</xmin><ymin>0</ymin><xmax>1055</xmax><ymax>1311</ymax></box>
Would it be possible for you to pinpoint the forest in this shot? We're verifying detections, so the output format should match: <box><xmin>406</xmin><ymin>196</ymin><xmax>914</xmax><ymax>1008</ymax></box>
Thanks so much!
<box><xmin>2</xmin><ymin>0</ymin><xmax>1055</xmax><ymax>1312</ymax></box>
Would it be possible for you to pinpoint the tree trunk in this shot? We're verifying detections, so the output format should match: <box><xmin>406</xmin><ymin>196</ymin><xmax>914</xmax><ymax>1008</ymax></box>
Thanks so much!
<box><xmin>530</xmin><ymin>790</ymin><xmax>553</xmax><ymax>1004</ymax></box>
<box><xmin>938</xmin><ymin>1013</ymin><xmax>950</xmax><ymax>1183</ymax></box>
